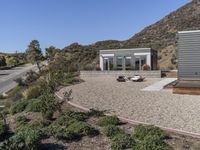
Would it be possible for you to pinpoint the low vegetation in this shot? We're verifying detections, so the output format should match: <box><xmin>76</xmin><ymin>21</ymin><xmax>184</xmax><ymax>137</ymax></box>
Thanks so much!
<box><xmin>0</xmin><ymin>53</ymin><xmax>26</xmax><ymax>70</ymax></box>
<box><xmin>97</xmin><ymin>115</ymin><xmax>120</xmax><ymax>126</ymax></box>
<box><xmin>0</xmin><ymin>121</ymin><xmax>8</xmax><ymax>141</ymax></box>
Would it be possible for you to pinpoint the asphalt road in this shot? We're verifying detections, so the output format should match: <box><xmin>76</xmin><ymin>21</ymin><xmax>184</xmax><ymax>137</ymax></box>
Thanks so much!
<box><xmin>0</xmin><ymin>64</ymin><xmax>37</xmax><ymax>94</ymax></box>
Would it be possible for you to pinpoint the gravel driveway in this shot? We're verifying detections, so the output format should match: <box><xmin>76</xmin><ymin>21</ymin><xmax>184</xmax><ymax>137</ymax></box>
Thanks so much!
<box><xmin>59</xmin><ymin>76</ymin><xmax>200</xmax><ymax>134</ymax></box>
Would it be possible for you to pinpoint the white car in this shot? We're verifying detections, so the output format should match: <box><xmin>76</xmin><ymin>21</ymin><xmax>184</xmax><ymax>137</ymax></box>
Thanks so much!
<box><xmin>129</xmin><ymin>75</ymin><xmax>145</xmax><ymax>82</ymax></box>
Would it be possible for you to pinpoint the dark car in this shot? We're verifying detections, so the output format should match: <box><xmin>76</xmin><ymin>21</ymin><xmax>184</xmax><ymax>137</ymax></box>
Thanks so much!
<box><xmin>117</xmin><ymin>76</ymin><xmax>127</xmax><ymax>82</ymax></box>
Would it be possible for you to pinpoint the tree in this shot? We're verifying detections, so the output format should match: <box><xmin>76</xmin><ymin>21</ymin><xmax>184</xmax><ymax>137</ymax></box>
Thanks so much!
<box><xmin>0</xmin><ymin>56</ymin><xmax>6</xmax><ymax>67</ymax></box>
<box><xmin>5</xmin><ymin>56</ymin><xmax>18</xmax><ymax>67</ymax></box>
<box><xmin>26</xmin><ymin>40</ymin><xmax>43</xmax><ymax>72</ymax></box>
<box><xmin>45</xmin><ymin>46</ymin><xmax>59</xmax><ymax>60</ymax></box>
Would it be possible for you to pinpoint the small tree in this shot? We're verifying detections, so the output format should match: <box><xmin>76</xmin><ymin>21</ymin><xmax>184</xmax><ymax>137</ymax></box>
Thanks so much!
<box><xmin>142</xmin><ymin>64</ymin><xmax>151</xmax><ymax>71</ymax></box>
<box><xmin>39</xmin><ymin>89</ymin><xmax>61</xmax><ymax>120</ymax></box>
<box><xmin>5</xmin><ymin>56</ymin><xmax>18</xmax><ymax>67</ymax></box>
<box><xmin>26</xmin><ymin>40</ymin><xmax>43</xmax><ymax>72</ymax></box>
<box><xmin>45</xmin><ymin>46</ymin><xmax>60</xmax><ymax>60</ymax></box>
<box><xmin>0</xmin><ymin>56</ymin><xmax>6</xmax><ymax>67</ymax></box>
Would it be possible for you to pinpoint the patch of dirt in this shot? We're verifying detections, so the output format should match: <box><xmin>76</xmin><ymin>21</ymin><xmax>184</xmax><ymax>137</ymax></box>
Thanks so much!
<box><xmin>67</xmin><ymin>134</ymin><xmax>111</xmax><ymax>150</ymax></box>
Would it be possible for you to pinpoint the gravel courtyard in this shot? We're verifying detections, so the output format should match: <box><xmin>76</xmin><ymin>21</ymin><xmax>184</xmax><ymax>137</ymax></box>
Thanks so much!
<box><xmin>59</xmin><ymin>76</ymin><xmax>200</xmax><ymax>134</ymax></box>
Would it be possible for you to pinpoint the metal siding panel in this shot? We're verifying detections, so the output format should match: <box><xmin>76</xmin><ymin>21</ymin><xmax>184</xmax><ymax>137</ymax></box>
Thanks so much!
<box><xmin>178</xmin><ymin>31</ymin><xmax>200</xmax><ymax>80</ymax></box>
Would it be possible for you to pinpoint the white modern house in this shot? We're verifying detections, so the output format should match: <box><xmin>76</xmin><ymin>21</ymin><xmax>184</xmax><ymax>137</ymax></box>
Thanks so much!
<box><xmin>99</xmin><ymin>48</ymin><xmax>157</xmax><ymax>71</ymax></box>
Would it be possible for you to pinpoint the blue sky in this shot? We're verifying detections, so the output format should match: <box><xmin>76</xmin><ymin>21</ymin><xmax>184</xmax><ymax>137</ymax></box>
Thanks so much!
<box><xmin>0</xmin><ymin>0</ymin><xmax>191</xmax><ymax>53</ymax></box>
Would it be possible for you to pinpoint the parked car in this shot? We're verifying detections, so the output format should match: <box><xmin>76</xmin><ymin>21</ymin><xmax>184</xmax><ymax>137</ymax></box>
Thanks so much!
<box><xmin>129</xmin><ymin>75</ymin><xmax>145</xmax><ymax>82</ymax></box>
<box><xmin>117</xmin><ymin>76</ymin><xmax>127</xmax><ymax>82</ymax></box>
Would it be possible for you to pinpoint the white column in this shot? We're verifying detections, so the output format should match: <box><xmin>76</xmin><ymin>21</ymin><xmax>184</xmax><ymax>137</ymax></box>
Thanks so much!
<box><xmin>146</xmin><ymin>54</ymin><xmax>151</xmax><ymax>69</ymax></box>
<box><xmin>139</xmin><ymin>57</ymin><xmax>141</xmax><ymax>70</ymax></box>
<box><xmin>100</xmin><ymin>55</ymin><xmax>104</xmax><ymax>71</ymax></box>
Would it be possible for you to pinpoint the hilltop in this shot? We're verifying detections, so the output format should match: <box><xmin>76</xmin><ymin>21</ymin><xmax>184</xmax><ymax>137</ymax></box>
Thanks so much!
<box><xmin>62</xmin><ymin>0</ymin><xmax>200</xmax><ymax>70</ymax></box>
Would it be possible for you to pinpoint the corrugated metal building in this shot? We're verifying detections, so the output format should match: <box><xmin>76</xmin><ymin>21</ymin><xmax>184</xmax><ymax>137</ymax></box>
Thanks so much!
<box><xmin>178</xmin><ymin>30</ymin><xmax>200</xmax><ymax>80</ymax></box>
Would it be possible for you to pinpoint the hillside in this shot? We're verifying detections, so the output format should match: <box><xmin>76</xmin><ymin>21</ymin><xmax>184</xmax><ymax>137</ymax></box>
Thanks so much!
<box><xmin>62</xmin><ymin>0</ymin><xmax>200</xmax><ymax>70</ymax></box>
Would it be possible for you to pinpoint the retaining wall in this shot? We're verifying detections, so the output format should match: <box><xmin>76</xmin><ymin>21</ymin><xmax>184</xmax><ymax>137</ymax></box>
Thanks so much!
<box><xmin>80</xmin><ymin>70</ymin><xmax>161</xmax><ymax>78</ymax></box>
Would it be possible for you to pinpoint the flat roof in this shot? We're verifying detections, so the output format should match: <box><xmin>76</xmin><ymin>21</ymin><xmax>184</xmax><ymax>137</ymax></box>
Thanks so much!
<box><xmin>100</xmin><ymin>48</ymin><xmax>151</xmax><ymax>52</ymax></box>
<box><xmin>178</xmin><ymin>30</ymin><xmax>200</xmax><ymax>34</ymax></box>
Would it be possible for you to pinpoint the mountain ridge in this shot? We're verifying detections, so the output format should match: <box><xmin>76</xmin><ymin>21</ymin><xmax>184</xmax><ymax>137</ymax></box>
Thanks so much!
<box><xmin>62</xmin><ymin>0</ymin><xmax>200</xmax><ymax>70</ymax></box>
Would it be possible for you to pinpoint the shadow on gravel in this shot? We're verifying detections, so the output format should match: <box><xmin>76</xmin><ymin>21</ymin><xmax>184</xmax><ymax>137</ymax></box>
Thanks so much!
<box><xmin>39</xmin><ymin>143</ymin><xmax>67</xmax><ymax>150</ymax></box>
<box><xmin>0</xmin><ymin>73</ymin><xmax>9</xmax><ymax>76</ymax></box>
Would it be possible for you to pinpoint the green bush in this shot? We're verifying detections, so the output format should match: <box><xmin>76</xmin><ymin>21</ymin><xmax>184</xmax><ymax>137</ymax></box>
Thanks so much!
<box><xmin>14</xmin><ymin>78</ymin><xmax>26</xmax><ymax>86</ymax></box>
<box><xmin>67</xmin><ymin>121</ymin><xmax>98</xmax><ymax>137</ymax></box>
<box><xmin>55</xmin><ymin>129</ymin><xmax>80</xmax><ymax>141</ymax></box>
<box><xmin>0</xmin><ymin>128</ymin><xmax>41</xmax><ymax>150</ymax></box>
<box><xmin>22</xmin><ymin>85</ymin><xmax>41</xmax><ymax>100</ymax></box>
<box><xmin>16</xmin><ymin>116</ymin><xmax>29</xmax><ymax>127</ymax></box>
<box><xmin>63</xmin><ymin>77</ymin><xmax>77</xmax><ymax>85</ymax></box>
<box><xmin>42</xmin><ymin>111</ymin><xmax>54</xmax><ymax>120</ymax></box>
<box><xmin>0</xmin><ymin>121</ymin><xmax>8</xmax><ymax>141</ymax></box>
<box><xmin>102</xmin><ymin>125</ymin><xmax>124</xmax><ymax>138</ymax></box>
<box><xmin>97</xmin><ymin>116</ymin><xmax>120</xmax><ymax>127</ymax></box>
<box><xmin>53</xmin><ymin>115</ymin><xmax>76</xmax><ymax>127</ymax></box>
<box><xmin>134</xmin><ymin>125</ymin><xmax>168</xmax><ymax>141</ymax></box>
<box><xmin>10</xmin><ymin>100</ymin><xmax>29</xmax><ymax>114</ymax></box>
<box><xmin>52</xmin><ymin>111</ymin><xmax>89</xmax><ymax>127</ymax></box>
<box><xmin>39</xmin><ymin>92</ymin><xmax>61</xmax><ymax>120</ymax></box>
<box><xmin>25</xmin><ymin>98</ymin><xmax>42</xmax><ymax>112</ymax></box>
<box><xmin>64</xmin><ymin>111</ymin><xmax>89</xmax><ymax>121</ymax></box>
<box><xmin>24</xmin><ymin>70</ymin><xmax>40</xmax><ymax>85</ymax></box>
<box><xmin>87</xmin><ymin>109</ymin><xmax>105</xmax><ymax>117</ymax></box>
<box><xmin>0</xmin><ymin>94</ymin><xmax>6</xmax><ymax>99</ymax></box>
<box><xmin>135</xmin><ymin>135</ymin><xmax>171</xmax><ymax>150</ymax></box>
<box><xmin>29</xmin><ymin>119</ymin><xmax>51</xmax><ymax>130</ymax></box>
<box><xmin>46</xmin><ymin>126</ymin><xmax>80</xmax><ymax>141</ymax></box>
<box><xmin>111</xmin><ymin>133</ymin><xmax>135</xmax><ymax>150</ymax></box>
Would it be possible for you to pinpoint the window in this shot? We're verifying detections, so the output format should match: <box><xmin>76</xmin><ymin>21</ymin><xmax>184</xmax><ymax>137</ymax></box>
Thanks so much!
<box><xmin>125</xmin><ymin>56</ymin><xmax>131</xmax><ymax>70</ymax></box>
<box><xmin>103</xmin><ymin>57</ymin><xmax>114</xmax><ymax>70</ymax></box>
<box><xmin>109</xmin><ymin>57</ymin><xmax>114</xmax><ymax>70</ymax></box>
<box><xmin>103</xmin><ymin>58</ymin><xmax>108</xmax><ymax>70</ymax></box>
<box><xmin>117</xmin><ymin>57</ymin><xmax>123</xmax><ymax>70</ymax></box>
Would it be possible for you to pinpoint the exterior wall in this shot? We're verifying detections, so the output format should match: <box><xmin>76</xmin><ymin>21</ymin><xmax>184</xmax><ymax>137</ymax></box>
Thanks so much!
<box><xmin>99</xmin><ymin>48</ymin><xmax>156</xmax><ymax>71</ymax></box>
<box><xmin>178</xmin><ymin>30</ymin><xmax>200</xmax><ymax>80</ymax></box>
<box><xmin>80</xmin><ymin>70</ymin><xmax>161</xmax><ymax>78</ymax></box>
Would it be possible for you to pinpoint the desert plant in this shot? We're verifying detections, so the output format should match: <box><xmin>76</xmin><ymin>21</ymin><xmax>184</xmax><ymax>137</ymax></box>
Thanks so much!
<box><xmin>61</xmin><ymin>89</ymin><xmax>73</xmax><ymax>104</ymax></box>
<box><xmin>0</xmin><ymin>121</ymin><xmax>8</xmax><ymax>141</ymax></box>
<box><xmin>87</xmin><ymin>109</ymin><xmax>105</xmax><ymax>117</ymax></box>
<box><xmin>46</xmin><ymin>126</ymin><xmax>80</xmax><ymax>141</ymax></box>
<box><xmin>102</xmin><ymin>125</ymin><xmax>124</xmax><ymax>138</ymax></box>
<box><xmin>133</xmin><ymin>125</ymin><xmax>168</xmax><ymax>141</ymax></box>
<box><xmin>22</xmin><ymin>85</ymin><xmax>41</xmax><ymax>100</ymax></box>
<box><xmin>16</xmin><ymin>116</ymin><xmax>29</xmax><ymax>127</ymax></box>
<box><xmin>0</xmin><ymin>128</ymin><xmax>41</xmax><ymax>150</ymax></box>
<box><xmin>24</xmin><ymin>70</ymin><xmax>40</xmax><ymax>85</ymax></box>
<box><xmin>83</xmin><ymin>64</ymin><xmax>95</xmax><ymax>70</ymax></box>
<box><xmin>0</xmin><ymin>94</ymin><xmax>6</xmax><ymax>99</ymax></box>
<box><xmin>111</xmin><ymin>133</ymin><xmax>135</xmax><ymax>150</ymax></box>
<box><xmin>10</xmin><ymin>100</ymin><xmax>29</xmax><ymax>114</ymax></box>
<box><xmin>97</xmin><ymin>116</ymin><xmax>120</xmax><ymax>127</ymax></box>
<box><xmin>14</xmin><ymin>78</ymin><xmax>26</xmax><ymax>86</ymax></box>
<box><xmin>67</xmin><ymin>121</ymin><xmax>98</xmax><ymax>137</ymax></box>
<box><xmin>134</xmin><ymin>135</ymin><xmax>171</xmax><ymax>150</ymax></box>
<box><xmin>53</xmin><ymin>115</ymin><xmax>72</xmax><ymax>126</ymax></box>
<box><xmin>64</xmin><ymin>111</ymin><xmax>89</xmax><ymax>121</ymax></box>
<box><xmin>142</xmin><ymin>64</ymin><xmax>151</xmax><ymax>71</ymax></box>
<box><xmin>25</xmin><ymin>98</ymin><xmax>42</xmax><ymax>112</ymax></box>
<box><xmin>39</xmin><ymin>91</ymin><xmax>61</xmax><ymax>120</ymax></box>
<box><xmin>29</xmin><ymin>119</ymin><xmax>51</xmax><ymax>131</ymax></box>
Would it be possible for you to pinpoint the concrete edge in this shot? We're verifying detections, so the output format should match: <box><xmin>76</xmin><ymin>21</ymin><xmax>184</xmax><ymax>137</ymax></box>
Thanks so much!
<box><xmin>55</xmin><ymin>92</ymin><xmax>200</xmax><ymax>139</ymax></box>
